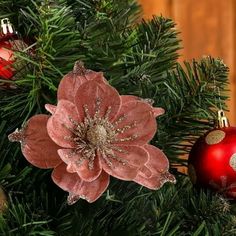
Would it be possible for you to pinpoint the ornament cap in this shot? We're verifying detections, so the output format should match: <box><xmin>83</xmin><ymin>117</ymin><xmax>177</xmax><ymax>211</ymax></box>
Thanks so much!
<box><xmin>1</xmin><ymin>18</ymin><xmax>15</xmax><ymax>36</ymax></box>
<box><xmin>217</xmin><ymin>110</ymin><xmax>229</xmax><ymax>128</ymax></box>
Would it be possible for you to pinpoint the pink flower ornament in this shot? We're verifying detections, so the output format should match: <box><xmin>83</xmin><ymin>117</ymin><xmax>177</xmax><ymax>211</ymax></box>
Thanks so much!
<box><xmin>8</xmin><ymin>62</ymin><xmax>175</xmax><ymax>204</ymax></box>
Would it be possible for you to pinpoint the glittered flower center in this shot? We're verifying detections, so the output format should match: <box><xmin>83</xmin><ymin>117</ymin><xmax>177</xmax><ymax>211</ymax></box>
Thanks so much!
<box><xmin>86</xmin><ymin>124</ymin><xmax>107</xmax><ymax>146</ymax></box>
<box><xmin>63</xmin><ymin>98</ymin><xmax>139</xmax><ymax>170</ymax></box>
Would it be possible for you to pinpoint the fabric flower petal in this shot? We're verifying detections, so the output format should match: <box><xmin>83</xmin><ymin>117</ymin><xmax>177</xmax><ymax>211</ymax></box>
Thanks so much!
<box><xmin>153</xmin><ymin>108</ymin><xmax>165</xmax><ymax>118</ymax></box>
<box><xmin>134</xmin><ymin>175</ymin><xmax>163</xmax><ymax>190</ymax></box>
<box><xmin>58</xmin><ymin>61</ymin><xmax>106</xmax><ymax>102</ymax></box>
<box><xmin>51</xmin><ymin>163</ymin><xmax>79</xmax><ymax>192</ymax></box>
<box><xmin>73</xmin><ymin>170</ymin><xmax>110</xmax><ymax>203</ymax></box>
<box><xmin>143</xmin><ymin>144</ymin><xmax>169</xmax><ymax>176</ymax></box>
<box><xmin>100</xmin><ymin>157</ymin><xmax>137</xmax><ymax>181</ymax></box>
<box><xmin>113</xmin><ymin>100</ymin><xmax>157</xmax><ymax>145</ymax></box>
<box><xmin>138</xmin><ymin>165</ymin><xmax>152</xmax><ymax>178</ymax></box>
<box><xmin>110</xmin><ymin>145</ymin><xmax>148</xmax><ymax>167</ymax></box>
<box><xmin>99</xmin><ymin>145</ymin><xmax>148</xmax><ymax>181</ymax></box>
<box><xmin>9</xmin><ymin>115</ymin><xmax>61</xmax><ymax>169</ymax></box>
<box><xmin>134</xmin><ymin>171</ymin><xmax>176</xmax><ymax>190</ymax></box>
<box><xmin>74</xmin><ymin>78</ymin><xmax>121</xmax><ymax>122</ymax></box>
<box><xmin>121</xmin><ymin>95</ymin><xmax>164</xmax><ymax>118</ymax></box>
<box><xmin>47</xmin><ymin>100</ymin><xmax>81</xmax><ymax>148</ymax></box>
<box><xmin>58</xmin><ymin>149</ymin><xmax>102</xmax><ymax>182</ymax></box>
<box><xmin>52</xmin><ymin>163</ymin><xmax>110</xmax><ymax>203</ymax></box>
<box><xmin>45</xmin><ymin>104</ymin><xmax>57</xmax><ymax>114</ymax></box>
<box><xmin>121</xmin><ymin>95</ymin><xmax>139</xmax><ymax>104</ymax></box>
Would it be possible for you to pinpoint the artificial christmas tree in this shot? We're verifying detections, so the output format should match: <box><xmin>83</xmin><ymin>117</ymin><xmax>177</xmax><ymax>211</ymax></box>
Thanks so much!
<box><xmin>0</xmin><ymin>0</ymin><xmax>236</xmax><ymax>235</ymax></box>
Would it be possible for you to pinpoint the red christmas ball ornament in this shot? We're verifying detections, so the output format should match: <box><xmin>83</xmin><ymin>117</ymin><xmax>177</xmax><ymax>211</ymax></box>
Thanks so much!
<box><xmin>0</xmin><ymin>18</ymin><xmax>29</xmax><ymax>87</ymax></box>
<box><xmin>188</xmin><ymin>110</ymin><xmax>236</xmax><ymax>199</ymax></box>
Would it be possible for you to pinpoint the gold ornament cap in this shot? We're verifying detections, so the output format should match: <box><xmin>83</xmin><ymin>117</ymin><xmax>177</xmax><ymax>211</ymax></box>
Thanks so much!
<box><xmin>217</xmin><ymin>110</ymin><xmax>229</xmax><ymax>128</ymax></box>
<box><xmin>1</xmin><ymin>18</ymin><xmax>15</xmax><ymax>35</ymax></box>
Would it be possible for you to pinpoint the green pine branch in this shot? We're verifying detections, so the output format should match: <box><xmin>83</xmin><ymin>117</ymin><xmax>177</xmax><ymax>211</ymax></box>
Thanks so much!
<box><xmin>156</xmin><ymin>57</ymin><xmax>229</xmax><ymax>167</ymax></box>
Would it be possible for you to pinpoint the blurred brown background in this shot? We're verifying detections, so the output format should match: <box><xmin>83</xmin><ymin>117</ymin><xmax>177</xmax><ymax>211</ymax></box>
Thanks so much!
<box><xmin>139</xmin><ymin>0</ymin><xmax>236</xmax><ymax>125</ymax></box>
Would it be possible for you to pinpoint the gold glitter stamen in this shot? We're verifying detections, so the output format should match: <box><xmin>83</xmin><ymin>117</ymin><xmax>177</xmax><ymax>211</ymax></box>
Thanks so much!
<box><xmin>104</xmin><ymin>106</ymin><xmax>112</xmax><ymax>120</ymax></box>
<box><xmin>114</xmin><ymin>134</ymin><xmax>138</xmax><ymax>143</ymax></box>
<box><xmin>113</xmin><ymin>115</ymin><xmax>126</xmax><ymax>126</ymax></box>
<box><xmin>83</xmin><ymin>104</ymin><xmax>90</xmax><ymax>118</ymax></box>
<box><xmin>110</xmin><ymin>145</ymin><xmax>129</xmax><ymax>154</ymax></box>
<box><xmin>62</xmin><ymin>97</ymin><xmax>138</xmax><ymax>171</ymax></box>
<box><xmin>94</xmin><ymin>98</ymin><xmax>102</xmax><ymax>119</ymax></box>
<box><xmin>115</xmin><ymin>122</ymin><xmax>137</xmax><ymax>134</ymax></box>
<box><xmin>104</xmin><ymin>149</ymin><xmax>127</xmax><ymax>166</ymax></box>
<box><xmin>101</xmin><ymin>150</ymin><xmax>113</xmax><ymax>167</ymax></box>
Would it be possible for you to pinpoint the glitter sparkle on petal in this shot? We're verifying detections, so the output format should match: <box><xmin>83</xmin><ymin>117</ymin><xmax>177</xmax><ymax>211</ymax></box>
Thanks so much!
<box><xmin>8</xmin><ymin>128</ymin><xmax>25</xmax><ymax>144</ymax></box>
<box><xmin>63</xmin><ymin>97</ymin><xmax>137</xmax><ymax>171</ymax></box>
<box><xmin>67</xmin><ymin>193</ymin><xmax>80</xmax><ymax>205</ymax></box>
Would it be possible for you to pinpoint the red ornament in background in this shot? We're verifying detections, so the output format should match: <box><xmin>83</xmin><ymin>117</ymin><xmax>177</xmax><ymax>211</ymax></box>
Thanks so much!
<box><xmin>0</xmin><ymin>18</ymin><xmax>15</xmax><ymax>79</ymax></box>
<box><xmin>188</xmin><ymin>110</ymin><xmax>236</xmax><ymax>199</ymax></box>
<box><xmin>0</xmin><ymin>18</ymin><xmax>29</xmax><ymax>86</ymax></box>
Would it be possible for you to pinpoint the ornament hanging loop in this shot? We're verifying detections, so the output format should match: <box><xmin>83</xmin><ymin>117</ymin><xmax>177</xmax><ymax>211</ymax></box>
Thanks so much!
<box><xmin>213</xmin><ymin>77</ymin><xmax>229</xmax><ymax>128</ymax></box>
<box><xmin>218</xmin><ymin>110</ymin><xmax>229</xmax><ymax>128</ymax></box>
<box><xmin>1</xmin><ymin>18</ymin><xmax>15</xmax><ymax>35</ymax></box>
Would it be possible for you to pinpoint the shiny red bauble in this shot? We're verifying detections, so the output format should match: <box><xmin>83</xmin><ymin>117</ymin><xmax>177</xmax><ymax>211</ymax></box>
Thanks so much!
<box><xmin>0</xmin><ymin>39</ymin><xmax>15</xmax><ymax>79</ymax></box>
<box><xmin>0</xmin><ymin>18</ymin><xmax>16</xmax><ymax>80</ymax></box>
<box><xmin>188</xmin><ymin>126</ymin><xmax>236</xmax><ymax>199</ymax></box>
<box><xmin>0</xmin><ymin>37</ymin><xmax>29</xmax><ymax>80</ymax></box>
<box><xmin>0</xmin><ymin>18</ymin><xmax>29</xmax><ymax>86</ymax></box>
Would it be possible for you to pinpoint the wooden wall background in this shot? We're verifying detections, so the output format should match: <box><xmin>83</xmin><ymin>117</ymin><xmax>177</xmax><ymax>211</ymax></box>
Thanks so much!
<box><xmin>139</xmin><ymin>0</ymin><xmax>236</xmax><ymax>125</ymax></box>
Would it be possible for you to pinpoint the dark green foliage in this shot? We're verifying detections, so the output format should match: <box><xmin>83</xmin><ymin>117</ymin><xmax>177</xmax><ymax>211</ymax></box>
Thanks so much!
<box><xmin>156</xmin><ymin>58</ymin><xmax>229</xmax><ymax>168</ymax></box>
<box><xmin>0</xmin><ymin>0</ymin><xmax>235</xmax><ymax>235</ymax></box>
